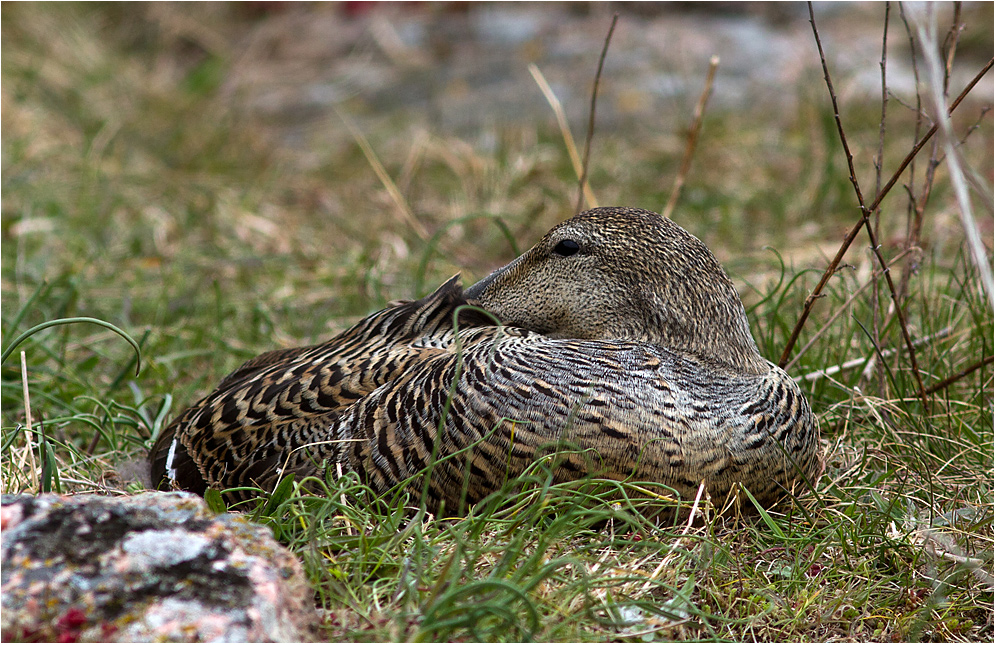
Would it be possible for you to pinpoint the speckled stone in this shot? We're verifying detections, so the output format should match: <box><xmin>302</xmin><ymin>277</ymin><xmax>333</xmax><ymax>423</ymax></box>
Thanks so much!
<box><xmin>1</xmin><ymin>492</ymin><xmax>318</xmax><ymax>642</ymax></box>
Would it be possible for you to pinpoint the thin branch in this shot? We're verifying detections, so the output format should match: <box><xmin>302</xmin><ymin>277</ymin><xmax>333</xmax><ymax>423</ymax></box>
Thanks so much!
<box><xmin>793</xmin><ymin>2</ymin><xmax>929</xmax><ymax>408</ymax></box>
<box><xmin>943</xmin><ymin>105</ymin><xmax>993</xmax><ymax>167</ymax></box>
<box><xmin>576</xmin><ymin>13</ymin><xmax>618</xmax><ymax>215</ymax></box>
<box><xmin>662</xmin><ymin>55</ymin><xmax>719</xmax><ymax>220</ymax></box>
<box><xmin>870</xmin><ymin>1</ymin><xmax>890</xmax><ymax>390</ymax></box>
<box><xmin>942</xmin><ymin>3</ymin><xmax>964</xmax><ymax>97</ymax></box>
<box><xmin>777</xmin><ymin>46</ymin><xmax>993</xmax><ymax>368</ymax></box>
<box><xmin>785</xmin><ymin>248</ymin><xmax>915</xmax><ymax>372</ymax></box>
<box><xmin>925</xmin><ymin>355</ymin><xmax>994</xmax><ymax>396</ymax></box>
<box><xmin>944</xmin><ymin>106</ymin><xmax>995</xmax><ymax>217</ymax></box>
<box><xmin>807</xmin><ymin>5</ymin><xmax>868</xmax><ymax>211</ymax></box>
<box><xmin>874</xmin><ymin>2</ymin><xmax>890</xmax><ymax>205</ymax></box>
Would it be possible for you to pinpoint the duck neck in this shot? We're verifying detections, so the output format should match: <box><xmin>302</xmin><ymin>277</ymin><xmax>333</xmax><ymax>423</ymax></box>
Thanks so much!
<box><xmin>635</xmin><ymin>294</ymin><xmax>771</xmax><ymax>375</ymax></box>
<box><xmin>650</xmin><ymin>329</ymin><xmax>771</xmax><ymax>375</ymax></box>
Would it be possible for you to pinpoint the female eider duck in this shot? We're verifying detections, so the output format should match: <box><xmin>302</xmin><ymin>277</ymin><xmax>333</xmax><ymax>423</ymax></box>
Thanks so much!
<box><xmin>150</xmin><ymin>207</ymin><xmax>821</xmax><ymax>512</ymax></box>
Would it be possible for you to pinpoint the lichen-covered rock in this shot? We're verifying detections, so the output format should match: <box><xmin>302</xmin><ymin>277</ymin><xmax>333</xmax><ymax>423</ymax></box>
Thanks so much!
<box><xmin>1</xmin><ymin>492</ymin><xmax>317</xmax><ymax>642</ymax></box>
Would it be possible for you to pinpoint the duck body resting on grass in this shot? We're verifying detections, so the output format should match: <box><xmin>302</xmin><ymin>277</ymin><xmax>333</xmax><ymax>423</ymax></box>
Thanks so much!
<box><xmin>150</xmin><ymin>207</ymin><xmax>821</xmax><ymax>512</ymax></box>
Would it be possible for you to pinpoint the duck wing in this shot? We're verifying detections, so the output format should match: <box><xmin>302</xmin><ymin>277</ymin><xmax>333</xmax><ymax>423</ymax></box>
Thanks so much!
<box><xmin>148</xmin><ymin>275</ymin><xmax>494</xmax><ymax>497</ymax></box>
<box><xmin>310</xmin><ymin>334</ymin><xmax>820</xmax><ymax>513</ymax></box>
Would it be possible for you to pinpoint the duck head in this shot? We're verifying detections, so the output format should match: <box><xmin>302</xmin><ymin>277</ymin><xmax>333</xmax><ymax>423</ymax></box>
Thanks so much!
<box><xmin>464</xmin><ymin>207</ymin><xmax>768</xmax><ymax>374</ymax></box>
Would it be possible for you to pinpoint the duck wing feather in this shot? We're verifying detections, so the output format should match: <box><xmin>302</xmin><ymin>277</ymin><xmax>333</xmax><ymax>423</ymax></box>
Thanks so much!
<box><xmin>148</xmin><ymin>275</ymin><xmax>493</xmax><ymax>495</ymax></box>
<box><xmin>309</xmin><ymin>331</ymin><xmax>820</xmax><ymax>512</ymax></box>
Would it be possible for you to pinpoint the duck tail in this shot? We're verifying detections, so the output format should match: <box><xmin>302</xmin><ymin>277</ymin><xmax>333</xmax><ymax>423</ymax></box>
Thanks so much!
<box><xmin>148</xmin><ymin>414</ymin><xmax>208</xmax><ymax>496</ymax></box>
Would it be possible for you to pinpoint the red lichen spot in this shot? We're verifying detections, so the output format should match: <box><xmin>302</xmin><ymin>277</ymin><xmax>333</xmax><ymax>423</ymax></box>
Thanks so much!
<box><xmin>54</xmin><ymin>607</ymin><xmax>88</xmax><ymax>643</ymax></box>
<box><xmin>101</xmin><ymin>623</ymin><xmax>119</xmax><ymax>639</ymax></box>
<box><xmin>56</xmin><ymin>608</ymin><xmax>87</xmax><ymax>630</ymax></box>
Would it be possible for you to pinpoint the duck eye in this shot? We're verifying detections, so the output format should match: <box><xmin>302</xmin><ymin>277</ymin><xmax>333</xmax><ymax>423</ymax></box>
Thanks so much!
<box><xmin>552</xmin><ymin>239</ymin><xmax>581</xmax><ymax>257</ymax></box>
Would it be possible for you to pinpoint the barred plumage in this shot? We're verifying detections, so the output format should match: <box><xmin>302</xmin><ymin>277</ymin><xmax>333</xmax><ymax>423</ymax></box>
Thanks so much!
<box><xmin>150</xmin><ymin>207</ymin><xmax>821</xmax><ymax>512</ymax></box>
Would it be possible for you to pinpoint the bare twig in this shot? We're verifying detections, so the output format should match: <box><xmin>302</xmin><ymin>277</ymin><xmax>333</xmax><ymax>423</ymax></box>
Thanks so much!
<box><xmin>870</xmin><ymin>1</ymin><xmax>890</xmax><ymax>389</ymax></box>
<box><xmin>85</xmin><ymin>428</ymin><xmax>102</xmax><ymax>456</ymax></box>
<box><xmin>942</xmin><ymin>3</ymin><xmax>964</xmax><ymax>97</ymax></box>
<box><xmin>529</xmin><ymin>64</ymin><xmax>598</xmax><ymax>209</ymax></box>
<box><xmin>943</xmin><ymin>105</ymin><xmax>995</xmax><ymax>217</ymax></box>
<box><xmin>912</xmin><ymin>6</ymin><xmax>994</xmax><ymax>306</ymax></box>
<box><xmin>662</xmin><ymin>55</ymin><xmax>720</xmax><ymax>220</ymax></box>
<box><xmin>799</xmin><ymin>2</ymin><xmax>929</xmax><ymax>408</ymax></box>
<box><xmin>874</xmin><ymin>3</ymin><xmax>891</xmax><ymax>208</ymax></box>
<box><xmin>785</xmin><ymin>248</ymin><xmax>915</xmax><ymax>372</ymax></box>
<box><xmin>576</xmin><ymin>13</ymin><xmax>619</xmax><ymax>215</ymax></box>
<box><xmin>925</xmin><ymin>355</ymin><xmax>994</xmax><ymax>396</ymax></box>
<box><xmin>807</xmin><ymin>6</ymin><xmax>867</xmax><ymax>208</ymax></box>
<box><xmin>942</xmin><ymin>105</ymin><xmax>993</xmax><ymax>174</ymax></box>
<box><xmin>777</xmin><ymin>10</ymin><xmax>993</xmax><ymax>372</ymax></box>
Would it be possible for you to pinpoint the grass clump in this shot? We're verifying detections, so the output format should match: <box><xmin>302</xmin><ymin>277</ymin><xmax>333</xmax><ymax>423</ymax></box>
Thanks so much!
<box><xmin>2</xmin><ymin>3</ymin><xmax>992</xmax><ymax>642</ymax></box>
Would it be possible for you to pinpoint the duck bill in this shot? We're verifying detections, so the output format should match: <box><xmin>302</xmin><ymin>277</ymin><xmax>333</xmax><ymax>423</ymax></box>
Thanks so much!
<box><xmin>463</xmin><ymin>253</ymin><xmax>526</xmax><ymax>301</ymax></box>
<box><xmin>463</xmin><ymin>267</ymin><xmax>501</xmax><ymax>300</ymax></box>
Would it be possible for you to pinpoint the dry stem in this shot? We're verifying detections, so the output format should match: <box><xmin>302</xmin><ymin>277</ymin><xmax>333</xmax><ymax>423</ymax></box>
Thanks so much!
<box><xmin>576</xmin><ymin>13</ymin><xmax>619</xmax><ymax>215</ymax></box>
<box><xmin>19</xmin><ymin>351</ymin><xmax>38</xmax><ymax>492</ymax></box>
<box><xmin>662</xmin><ymin>55</ymin><xmax>720</xmax><ymax>220</ymax></box>
<box><xmin>529</xmin><ymin>64</ymin><xmax>597</xmax><ymax>209</ymax></box>
<box><xmin>925</xmin><ymin>355</ymin><xmax>994</xmax><ymax>396</ymax></box>
<box><xmin>335</xmin><ymin>107</ymin><xmax>430</xmax><ymax>242</ymax></box>
<box><xmin>870</xmin><ymin>1</ymin><xmax>890</xmax><ymax>390</ymax></box>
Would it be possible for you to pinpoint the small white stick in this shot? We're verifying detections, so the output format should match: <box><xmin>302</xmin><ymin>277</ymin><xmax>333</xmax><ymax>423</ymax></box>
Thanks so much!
<box><xmin>639</xmin><ymin>480</ymin><xmax>706</xmax><ymax>596</ymax></box>
<box><xmin>335</xmin><ymin>461</ymin><xmax>354</xmax><ymax>536</ymax></box>
<box><xmin>797</xmin><ymin>326</ymin><xmax>952</xmax><ymax>384</ymax></box>
<box><xmin>19</xmin><ymin>351</ymin><xmax>39</xmax><ymax>492</ymax></box>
